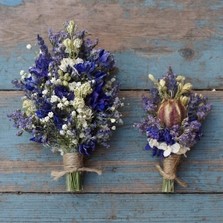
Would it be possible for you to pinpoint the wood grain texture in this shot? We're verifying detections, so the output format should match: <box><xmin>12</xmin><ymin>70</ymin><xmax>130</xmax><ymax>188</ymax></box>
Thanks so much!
<box><xmin>1</xmin><ymin>90</ymin><xmax>222</xmax><ymax>192</ymax></box>
<box><xmin>1</xmin><ymin>0</ymin><xmax>223</xmax><ymax>222</ymax></box>
<box><xmin>1</xmin><ymin>0</ymin><xmax>223</xmax><ymax>89</ymax></box>
<box><xmin>0</xmin><ymin>194</ymin><xmax>223</xmax><ymax>223</ymax></box>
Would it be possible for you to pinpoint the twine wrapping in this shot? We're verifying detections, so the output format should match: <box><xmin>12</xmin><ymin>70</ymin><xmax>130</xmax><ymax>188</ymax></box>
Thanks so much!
<box><xmin>51</xmin><ymin>153</ymin><xmax>102</xmax><ymax>180</ymax></box>
<box><xmin>155</xmin><ymin>154</ymin><xmax>188</xmax><ymax>188</ymax></box>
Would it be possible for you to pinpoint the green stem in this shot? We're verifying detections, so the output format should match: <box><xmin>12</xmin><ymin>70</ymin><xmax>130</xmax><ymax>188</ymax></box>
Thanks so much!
<box><xmin>162</xmin><ymin>178</ymin><xmax>174</xmax><ymax>193</ymax></box>
<box><xmin>66</xmin><ymin>171</ymin><xmax>83</xmax><ymax>192</ymax></box>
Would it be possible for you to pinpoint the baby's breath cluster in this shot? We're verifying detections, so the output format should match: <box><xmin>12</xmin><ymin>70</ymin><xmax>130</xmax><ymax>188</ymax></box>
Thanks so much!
<box><xmin>9</xmin><ymin>21</ymin><xmax>123</xmax><ymax>156</ymax></box>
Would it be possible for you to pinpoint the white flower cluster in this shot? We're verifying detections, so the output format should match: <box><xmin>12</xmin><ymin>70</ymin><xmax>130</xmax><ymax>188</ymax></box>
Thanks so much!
<box><xmin>148</xmin><ymin>138</ymin><xmax>190</xmax><ymax>157</ymax></box>
<box><xmin>39</xmin><ymin>112</ymin><xmax>54</xmax><ymax>123</ymax></box>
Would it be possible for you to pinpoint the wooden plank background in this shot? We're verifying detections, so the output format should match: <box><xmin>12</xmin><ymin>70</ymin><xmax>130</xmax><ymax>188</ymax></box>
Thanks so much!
<box><xmin>1</xmin><ymin>0</ymin><xmax>223</xmax><ymax>222</ymax></box>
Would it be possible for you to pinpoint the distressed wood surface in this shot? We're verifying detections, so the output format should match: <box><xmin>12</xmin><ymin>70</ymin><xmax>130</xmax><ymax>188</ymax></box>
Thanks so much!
<box><xmin>1</xmin><ymin>0</ymin><xmax>223</xmax><ymax>222</ymax></box>
<box><xmin>1</xmin><ymin>194</ymin><xmax>223</xmax><ymax>223</ymax></box>
<box><xmin>1</xmin><ymin>0</ymin><xmax>223</xmax><ymax>89</ymax></box>
<box><xmin>1</xmin><ymin>90</ymin><xmax>222</xmax><ymax>192</ymax></box>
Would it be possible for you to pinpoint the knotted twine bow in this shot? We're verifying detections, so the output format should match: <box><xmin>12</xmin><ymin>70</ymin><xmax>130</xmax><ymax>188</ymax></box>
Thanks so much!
<box><xmin>155</xmin><ymin>154</ymin><xmax>188</xmax><ymax>187</ymax></box>
<box><xmin>51</xmin><ymin>153</ymin><xmax>102</xmax><ymax>180</ymax></box>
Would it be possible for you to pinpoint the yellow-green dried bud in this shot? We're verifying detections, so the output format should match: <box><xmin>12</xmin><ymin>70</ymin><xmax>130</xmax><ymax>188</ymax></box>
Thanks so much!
<box><xmin>63</xmin><ymin>38</ymin><xmax>71</xmax><ymax>48</ymax></box>
<box><xmin>66</xmin><ymin>20</ymin><xmax>75</xmax><ymax>35</ymax></box>
<box><xmin>180</xmin><ymin>96</ymin><xmax>190</xmax><ymax>106</ymax></box>
<box><xmin>58</xmin><ymin>70</ymin><xmax>63</xmax><ymax>76</ymax></box>
<box><xmin>73</xmin><ymin>98</ymin><xmax>85</xmax><ymax>109</ymax></box>
<box><xmin>181</xmin><ymin>83</ymin><xmax>192</xmax><ymax>94</ymax></box>
<box><xmin>64</xmin><ymin>73</ymin><xmax>70</xmax><ymax>80</ymax></box>
<box><xmin>159</xmin><ymin>79</ymin><xmax>166</xmax><ymax>87</ymax></box>
<box><xmin>176</xmin><ymin>75</ymin><xmax>185</xmax><ymax>82</ymax></box>
<box><xmin>73</xmin><ymin>38</ymin><xmax>82</xmax><ymax>49</ymax></box>
<box><xmin>74</xmin><ymin>82</ymin><xmax>92</xmax><ymax>98</ymax></box>
<box><xmin>22</xmin><ymin>99</ymin><xmax>36</xmax><ymax>116</ymax></box>
<box><xmin>148</xmin><ymin>74</ymin><xmax>156</xmax><ymax>82</ymax></box>
<box><xmin>177</xmin><ymin>83</ymin><xmax>183</xmax><ymax>91</ymax></box>
<box><xmin>63</xmin><ymin>80</ymin><xmax>68</xmax><ymax>86</ymax></box>
<box><xmin>157</xmin><ymin>99</ymin><xmax>186</xmax><ymax>127</ymax></box>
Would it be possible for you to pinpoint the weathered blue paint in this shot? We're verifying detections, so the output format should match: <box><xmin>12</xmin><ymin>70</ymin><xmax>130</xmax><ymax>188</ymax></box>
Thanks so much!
<box><xmin>0</xmin><ymin>194</ymin><xmax>223</xmax><ymax>222</ymax></box>
<box><xmin>144</xmin><ymin>0</ymin><xmax>185</xmax><ymax>10</ymax></box>
<box><xmin>0</xmin><ymin>0</ymin><xmax>23</xmax><ymax>6</ymax></box>
<box><xmin>0</xmin><ymin>0</ymin><xmax>223</xmax><ymax>221</ymax></box>
<box><xmin>0</xmin><ymin>0</ymin><xmax>223</xmax><ymax>90</ymax></box>
<box><xmin>115</xmin><ymin>38</ymin><xmax>223</xmax><ymax>90</ymax></box>
<box><xmin>0</xmin><ymin>44</ymin><xmax>36</xmax><ymax>90</ymax></box>
<box><xmin>1</xmin><ymin>91</ymin><xmax>223</xmax><ymax>192</ymax></box>
<box><xmin>1</xmin><ymin>38</ymin><xmax>223</xmax><ymax>90</ymax></box>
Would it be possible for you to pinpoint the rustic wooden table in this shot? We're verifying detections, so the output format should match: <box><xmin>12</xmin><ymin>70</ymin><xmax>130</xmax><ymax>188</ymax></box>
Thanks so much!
<box><xmin>1</xmin><ymin>0</ymin><xmax>223</xmax><ymax>222</ymax></box>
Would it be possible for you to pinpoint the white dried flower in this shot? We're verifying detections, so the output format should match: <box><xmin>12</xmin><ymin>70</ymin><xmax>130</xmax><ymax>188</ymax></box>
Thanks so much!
<box><xmin>62</xmin><ymin>124</ymin><xmax>68</xmax><ymax>130</ymax></box>
<box><xmin>50</xmin><ymin>95</ymin><xmax>58</xmax><ymax>103</ymax></box>
<box><xmin>73</xmin><ymin>38</ymin><xmax>82</xmax><ymax>48</ymax></box>
<box><xmin>75</xmin><ymin>58</ymin><xmax>84</xmax><ymax>64</ymax></box>
<box><xmin>59</xmin><ymin>130</ymin><xmax>65</xmax><ymax>135</ymax></box>
<box><xmin>111</xmin><ymin>126</ymin><xmax>116</xmax><ymax>130</ymax></box>
<box><xmin>64</xmin><ymin>101</ymin><xmax>69</xmax><ymax>106</ymax></box>
<box><xmin>51</xmin><ymin>77</ymin><xmax>56</xmax><ymax>84</ymax></box>
<box><xmin>26</xmin><ymin>44</ymin><xmax>32</xmax><ymax>49</ymax></box>
<box><xmin>67</xmin><ymin>130</ymin><xmax>73</xmax><ymax>136</ymax></box>
<box><xmin>48</xmin><ymin>112</ymin><xmax>54</xmax><ymax>118</ymax></box>
<box><xmin>71</xmin><ymin>111</ymin><xmax>76</xmax><ymax>117</ymax></box>
<box><xmin>42</xmin><ymin>89</ymin><xmax>48</xmax><ymax>95</ymax></box>
<box><xmin>20</xmin><ymin>70</ymin><xmax>25</xmax><ymax>76</ymax></box>
<box><xmin>110</xmin><ymin>118</ymin><xmax>116</xmax><ymax>123</ymax></box>
<box><xmin>59</xmin><ymin>58</ymin><xmax>75</xmax><ymax>72</ymax></box>
<box><xmin>57</xmin><ymin>103</ymin><xmax>63</xmax><ymax>109</ymax></box>
<box><xmin>62</xmin><ymin>97</ymin><xmax>67</xmax><ymax>102</ymax></box>
<box><xmin>79</xmin><ymin>132</ymin><xmax>85</xmax><ymax>138</ymax></box>
<box><xmin>44</xmin><ymin>116</ymin><xmax>50</xmax><ymax>122</ymax></box>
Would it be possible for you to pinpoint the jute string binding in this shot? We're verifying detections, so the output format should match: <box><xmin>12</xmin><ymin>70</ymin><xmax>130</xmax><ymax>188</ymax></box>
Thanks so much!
<box><xmin>155</xmin><ymin>154</ymin><xmax>187</xmax><ymax>187</ymax></box>
<box><xmin>51</xmin><ymin>153</ymin><xmax>102</xmax><ymax>180</ymax></box>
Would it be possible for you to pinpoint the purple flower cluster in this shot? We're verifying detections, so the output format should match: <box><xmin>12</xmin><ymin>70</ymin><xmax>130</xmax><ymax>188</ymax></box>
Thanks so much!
<box><xmin>8</xmin><ymin>21</ymin><xmax>123</xmax><ymax>156</ymax></box>
<box><xmin>136</xmin><ymin>67</ymin><xmax>211</xmax><ymax>157</ymax></box>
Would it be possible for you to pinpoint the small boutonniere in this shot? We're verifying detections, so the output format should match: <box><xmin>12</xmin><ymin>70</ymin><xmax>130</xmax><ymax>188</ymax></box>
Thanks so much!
<box><xmin>135</xmin><ymin>67</ymin><xmax>211</xmax><ymax>192</ymax></box>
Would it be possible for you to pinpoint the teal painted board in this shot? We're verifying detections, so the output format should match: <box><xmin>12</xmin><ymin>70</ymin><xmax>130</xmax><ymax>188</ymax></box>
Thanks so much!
<box><xmin>1</xmin><ymin>0</ymin><xmax>223</xmax><ymax>89</ymax></box>
<box><xmin>1</xmin><ymin>91</ymin><xmax>223</xmax><ymax>192</ymax></box>
<box><xmin>1</xmin><ymin>0</ymin><xmax>223</xmax><ymax>221</ymax></box>
<box><xmin>0</xmin><ymin>0</ymin><xmax>24</xmax><ymax>6</ymax></box>
<box><xmin>0</xmin><ymin>194</ymin><xmax>223</xmax><ymax>222</ymax></box>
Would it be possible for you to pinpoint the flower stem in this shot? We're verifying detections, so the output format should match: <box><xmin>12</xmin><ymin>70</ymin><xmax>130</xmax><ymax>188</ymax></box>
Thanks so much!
<box><xmin>66</xmin><ymin>171</ymin><xmax>83</xmax><ymax>192</ymax></box>
<box><xmin>162</xmin><ymin>178</ymin><xmax>174</xmax><ymax>193</ymax></box>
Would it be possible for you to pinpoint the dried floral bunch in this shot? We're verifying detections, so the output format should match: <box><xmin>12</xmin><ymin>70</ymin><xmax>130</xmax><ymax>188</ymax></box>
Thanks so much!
<box><xmin>8</xmin><ymin>21</ymin><xmax>123</xmax><ymax>191</ymax></box>
<box><xmin>135</xmin><ymin>67</ymin><xmax>211</xmax><ymax>192</ymax></box>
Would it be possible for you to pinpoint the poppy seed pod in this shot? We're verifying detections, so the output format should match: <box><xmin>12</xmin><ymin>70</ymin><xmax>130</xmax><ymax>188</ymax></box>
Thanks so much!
<box><xmin>157</xmin><ymin>99</ymin><xmax>186</xmax><ymax>127</ymax></box>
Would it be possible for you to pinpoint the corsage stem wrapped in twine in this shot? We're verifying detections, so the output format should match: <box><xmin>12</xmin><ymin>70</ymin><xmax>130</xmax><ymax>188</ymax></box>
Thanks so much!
<box><xmin>156</xmin><ymin>154</ymin><xmax>187</xmax><ymax>192</ymax></box>
<box><xmin>51</xmin><ymin>153</ymin><xmax>102</xmax><ymax>192</ymax></box>
<box><xmin>135</xmin><ymin>67</ymin><xmax>211</xmax><ymax>193</ymax></box>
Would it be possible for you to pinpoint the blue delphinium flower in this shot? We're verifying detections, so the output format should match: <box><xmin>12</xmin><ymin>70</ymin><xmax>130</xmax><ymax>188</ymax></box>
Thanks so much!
<box><xmin>8</xmin><ymin>21</ymin><xmax>123</xmax><ymax>157</ymax></box>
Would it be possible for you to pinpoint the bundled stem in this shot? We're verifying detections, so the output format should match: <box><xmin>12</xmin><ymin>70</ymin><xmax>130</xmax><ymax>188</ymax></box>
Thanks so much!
<box><xmin>51</xmin><ymin>152</ymin><xmax>102</xmax><ymax>192</ymax></box>
<box><xmin>156</xmin><ymin>154</ymin><xmax>187</xmax><ymax>193</ymax></box>
<box><xmin>66</xmin><ymin>171</ymin><xmax>82</xmax><ymax>192</ymax></box>
<box><xmin>64</xmin><ymin>153</ymin><xmax>83</xmax><ymax>192</ymax></box>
